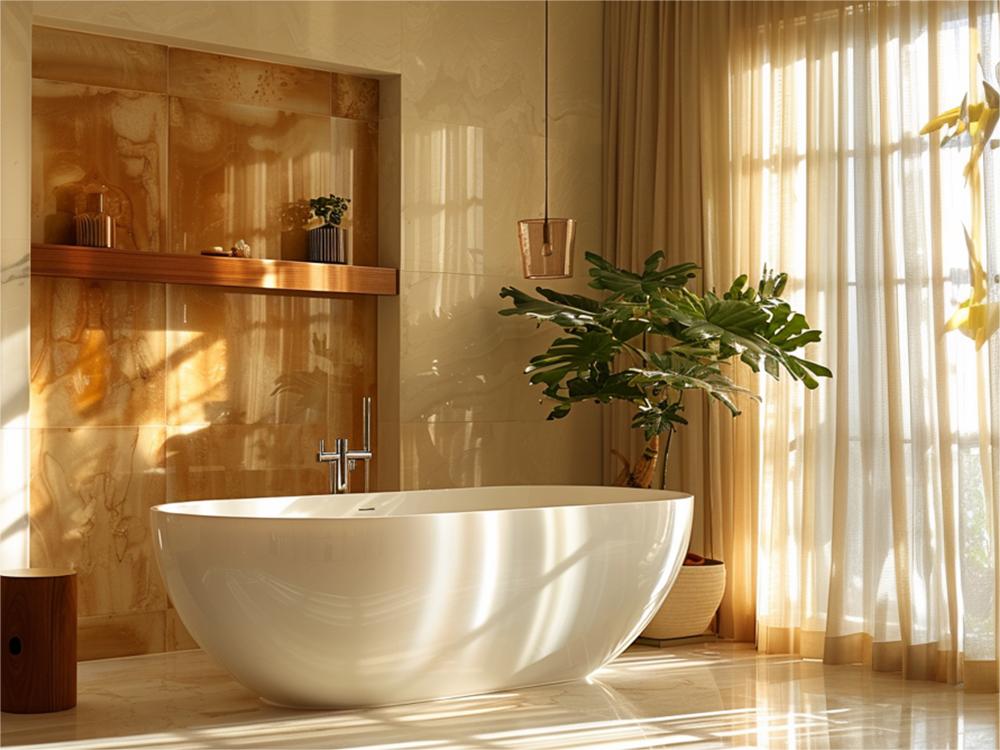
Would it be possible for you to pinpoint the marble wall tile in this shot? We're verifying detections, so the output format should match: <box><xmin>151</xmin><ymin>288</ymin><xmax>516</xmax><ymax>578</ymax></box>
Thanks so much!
<box><xmin>0</xmin><ymin>427</ymin><xmax>30</xmax><ymax>569</ymax></box>
<box><xmin>32</xmin><ymin>26</ymin><xmax>167</xmax><ymax>93</ymax></box>
<box><xmin>1</xmin><ymin>254</ymin><xmax>30</xmax><ymax>427</ymax></box>
<box><xmin>78</xmin><ymin>611</ymin><xmax>166</xmax><ymax>661</ymax></box>
<box><xmin>377</xmin><ymin>109</ymin><xmax>401</xmax><ymax>269</ymax></box>
<box><xmin>402</xmin><ymin>120</ymin><xmax>486</xmax><ymax>275</ymax></box>
<box><xmin>165</xmin><ymin>285</ymin><xmax>375</xmax><ymax>428</ymax></box>
<box><xmin>331</xmin><ymin>72</ymin><xmax>379</xmax><ymax>121</ymax></box>
<box><xmin>548</xmin><ymin>2</ymin><xmax>602</xmax><ymax>134</ymax></box>
<box><xmin>548</xmin><ymin>134</ymin><xmax>601</xmax><ymax>257</ymax></box>
<box><xmin>547</xmin><ymin>0</ymin><xmax>602</xmax><ymax>271</ymax></box>
<box><xmin>0</xmin><ymin>5</ymin><xmax>31</xmax><ymax>279</ymax></box>
<box><xmin>29</xmin><ymin>425</ymin><xmax>167</xmax><ymax>618</ymax></box>
<box><xmin>0</xmin><ymin>1</ymin><xmax>31</xmax><ymax>571</ymax></box>
<box><xmin>400</xmin><ymin>420</ymin><xmax>489</xmax><ymax>489</ymax></box>
<box><xmin>164</xmin><ymin>423</ymin><xmax>331</xmax><ymax>501</ymax></box>
<box><xmin>399</xmin><ymin>413</ymin><xmax>601</xmax><ymax>490</ymax></box>
<box><xmin>400</xmin><ymin>1</ymin><xmax>542</xmax><ymax>135</ymax></box>
<box><xmin>31</xmin><ymin>79</ymin><xmax>168</xmax><ymax>251</ymax></box>
<box><xmin>30</xmin><ymin>277</ymin><xmax>166</xmax><ymax>428</ymax></box>
<box><xmin>168</xmin><ymin>96</ymin><xmax>332</xmax><ymax>259</ymax></box>
<box><xmin>377</xmin><ymin>293</ymin><xmax>400</xmax><ymax>490</ymax></box>
<box><xmin>1</xmin><ymin>22</ymin><xmax>32</xmax><ymax>426</ymax></box>
<box><xmin>399</xmin><ymin>270</ymin><xmax>599</xmax><ymax>424</ymax></box>
<box><xmin>481</xmin><ymin>129</ymin><xmax>547</xmax><ymax>278</ymax></box>
<box><xmin>401</xmin><ymin>119</ymin><xmax>553</xmax><ymax>276</ymax></box>
<box><xmin>168</xmin><ymin>48</ymin><xmax>331</xmax><ymax>117</ymax></box>
<box><xmin>331</xmin><ymin>116</ymin><xmax>379</xmax><ymax>266</ymax></box>
<box><xmin>376</xmin><ymin>417</ymin><xmax>401</xmax><ymax>491</ymax></box>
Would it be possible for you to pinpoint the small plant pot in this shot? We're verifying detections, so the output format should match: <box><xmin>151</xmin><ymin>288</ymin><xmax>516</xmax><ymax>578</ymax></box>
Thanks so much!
<box><xmin>308</xmin><ymin>225</ymin><xmax>348</xmax><ymax>264</ymax></box>
<box><xmin>641</xmin><ymin>559</ymin><xmax>726</xmax><ymax>640</ymax></box>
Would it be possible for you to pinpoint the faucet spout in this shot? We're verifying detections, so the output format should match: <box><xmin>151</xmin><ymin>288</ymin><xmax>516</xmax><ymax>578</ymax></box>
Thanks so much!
<box><xmin>317</xmin><ymin>396</ymin><xmax>375</xmax><ymax>494</ymax></box>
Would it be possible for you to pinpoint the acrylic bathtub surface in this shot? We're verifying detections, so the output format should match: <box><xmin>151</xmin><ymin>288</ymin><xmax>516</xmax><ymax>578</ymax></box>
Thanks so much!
<box><xmin>151</xmin><ymin>485</ymin><xmax>693</xmax><ymax>708</ymax></box>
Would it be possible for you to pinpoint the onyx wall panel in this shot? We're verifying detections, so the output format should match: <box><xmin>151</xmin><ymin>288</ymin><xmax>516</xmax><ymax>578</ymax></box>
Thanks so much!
<box><xmin>29</xmin><ymin>26</ymin><xmax>381</xmax><ymax>659</ymax></box>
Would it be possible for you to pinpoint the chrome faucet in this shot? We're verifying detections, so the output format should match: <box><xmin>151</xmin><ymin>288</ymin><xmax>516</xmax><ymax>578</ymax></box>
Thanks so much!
<box><xmin>317</xmin><ymin>396</ymin><xmax>373</xmax><ymax>494</ymax></box>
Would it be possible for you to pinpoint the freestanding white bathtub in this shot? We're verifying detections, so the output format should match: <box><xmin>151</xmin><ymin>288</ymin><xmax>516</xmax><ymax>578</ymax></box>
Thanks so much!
<box><xmin>151</xmin><ymin>485</ymin><xmax>693</xmax><ymax>709</ymax></box>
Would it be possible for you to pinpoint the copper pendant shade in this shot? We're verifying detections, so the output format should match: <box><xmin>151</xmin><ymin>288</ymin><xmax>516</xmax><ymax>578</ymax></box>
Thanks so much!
<box><xmin>517</xmin><ymin>218</ymin><xmax>576</xmax><ymax>279</ymax></box>
<box><xmin>518</xmin><ymin>0</ymin><xmax>574</xmax><ymax>279</ymax></box>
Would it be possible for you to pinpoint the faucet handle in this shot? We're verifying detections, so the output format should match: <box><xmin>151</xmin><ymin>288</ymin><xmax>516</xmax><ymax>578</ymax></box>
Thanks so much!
<box><xmin>361</xmin><ymin>396</ymin><xmax>372</xmax><ymax>452</ymax></box>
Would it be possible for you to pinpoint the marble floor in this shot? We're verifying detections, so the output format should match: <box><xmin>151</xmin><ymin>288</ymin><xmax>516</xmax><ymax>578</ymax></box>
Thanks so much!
<box><xmin>2</xmin><ymin>643</ymin><xmax>996</xmax><ymax>750</ymax></box>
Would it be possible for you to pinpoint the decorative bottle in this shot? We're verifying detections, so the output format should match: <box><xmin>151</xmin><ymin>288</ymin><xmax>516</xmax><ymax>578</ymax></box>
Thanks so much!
<box><xmin>74</xmin><ymin>192</ymin><xmax>116</xmax><ymax>248</ymax></box>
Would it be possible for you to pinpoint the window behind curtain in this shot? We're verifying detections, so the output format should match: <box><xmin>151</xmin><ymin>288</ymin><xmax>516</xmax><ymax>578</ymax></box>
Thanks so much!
<box><xmin>749</xmin><ymin>0</ymin><xmax>997</xmax><ymax>682</ymax></box>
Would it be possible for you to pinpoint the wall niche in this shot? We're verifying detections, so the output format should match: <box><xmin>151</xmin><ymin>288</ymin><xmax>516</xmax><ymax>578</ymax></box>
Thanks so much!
<box><xmin>29</xmin><ymin>26</ymin><xmax>380</xmax><ymax>660</ymax></box>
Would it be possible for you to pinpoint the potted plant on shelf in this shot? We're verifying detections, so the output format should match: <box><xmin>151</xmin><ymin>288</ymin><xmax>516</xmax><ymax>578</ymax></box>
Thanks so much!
<box><xmin>307</xmin><ymin>194</ymin><xmax>351</xmax><ymax>264</ymax></box>
<box><xmin>498</xmin><ymin>251</ymin><xmax>831</xmax><ymax>640</ymax></box>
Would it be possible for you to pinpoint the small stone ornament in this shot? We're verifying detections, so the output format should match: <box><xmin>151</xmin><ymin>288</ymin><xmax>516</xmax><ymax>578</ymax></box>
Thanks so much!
<box><xmin>200</xmin><ymin>241</ymin><xmax>251</xmax><ymax>258</ymax></box>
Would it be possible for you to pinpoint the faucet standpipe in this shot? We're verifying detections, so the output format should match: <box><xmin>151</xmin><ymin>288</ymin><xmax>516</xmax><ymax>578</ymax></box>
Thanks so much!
<box><xmin>317</xmin><ymin>396</ymin><xmax>373</xmax><ymax>494</ymax></box>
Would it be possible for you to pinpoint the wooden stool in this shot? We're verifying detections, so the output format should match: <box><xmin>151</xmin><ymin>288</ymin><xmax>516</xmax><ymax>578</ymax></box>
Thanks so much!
<box><xmin>1</xmin><ymin>568</ymin><xmax>77</xmax><ymax>713</ymax></box>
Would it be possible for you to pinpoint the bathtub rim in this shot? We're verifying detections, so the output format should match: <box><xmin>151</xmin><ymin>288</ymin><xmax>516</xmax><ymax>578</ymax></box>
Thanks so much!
<box><xmin>151</xmin><ymin>484</ymin><xmax>693</xmax><ymax>521</ymax></box>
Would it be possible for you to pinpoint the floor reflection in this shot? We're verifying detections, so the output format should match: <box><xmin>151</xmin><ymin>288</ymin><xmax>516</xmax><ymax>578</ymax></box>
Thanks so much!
<box><xmin>2</xmin><ymin>643</ymin><xmax>996</xmax><ymax>749</ymax></box>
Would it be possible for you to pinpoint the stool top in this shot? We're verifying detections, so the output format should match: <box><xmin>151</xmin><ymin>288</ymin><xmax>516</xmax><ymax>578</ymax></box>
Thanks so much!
<box><xmin>1</xmin><ymin>567</ymin><xmax>76</xmax><ymax>578</ymax></box>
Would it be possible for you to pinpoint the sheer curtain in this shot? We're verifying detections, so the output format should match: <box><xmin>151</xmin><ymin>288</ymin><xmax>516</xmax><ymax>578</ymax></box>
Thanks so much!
<box><xmin>746</xmin><ymin>0</ymin><xmax>999</xmax><ymax>692</ymax></box>
<box><xmin>605</xmin><ymin>0</ymin><xmax>999</xmax><ymax>691</ymax></box>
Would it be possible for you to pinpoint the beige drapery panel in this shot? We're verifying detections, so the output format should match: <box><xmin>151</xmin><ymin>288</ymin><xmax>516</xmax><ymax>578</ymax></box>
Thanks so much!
<box><xmin>605</xmin><ymin>0</ymin><xmax>999</xmax><ymax>691</ymax></box>
<box><xmin>604</xmin><ymin>0</ymin><xmax>761</xmax><ymax>643</ymax></box>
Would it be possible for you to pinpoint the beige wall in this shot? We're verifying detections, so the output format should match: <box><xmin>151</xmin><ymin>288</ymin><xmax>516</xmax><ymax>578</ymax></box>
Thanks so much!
<box><xmin>14</xmin><ymin>0</ymin><xmax>605</xmax><ymax>656</ymax></box>
<box><xmin>1</xmin><ymin>0</ymin><xmax>33</xmax><ymax>571</ymax></box>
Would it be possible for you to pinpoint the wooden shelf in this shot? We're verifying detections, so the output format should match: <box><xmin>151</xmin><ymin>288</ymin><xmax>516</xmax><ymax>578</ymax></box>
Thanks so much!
<box><xmin>30</xmin><ymin>244</ymin><xmax>398</xmax><ymax>297</ymax></box>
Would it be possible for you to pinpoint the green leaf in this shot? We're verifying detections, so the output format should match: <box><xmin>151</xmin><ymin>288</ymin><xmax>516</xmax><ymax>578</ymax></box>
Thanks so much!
<box><xmin>548</xmin><ymin>403</ymin><xmax>572</xmax><ymax>420</ymax></box>
<box><xmin>499</xmin><ymin>286</ymin><xmax>605</xmax><ymax>330</ymax></box>
<box><xmin>587</xmin><ymin>251</ymin><xmax>700</xmax><ymax>300</ymax></box>
<box><xmin>613</xmin><ymin>318</ymin><xmax>649</xmax><ymax>342</ymax></box>
<box><xmin>535</xmin><ymin>287</ymin><xmax>604</xmax><ymax>312</ymax></box>
<box><xmin>644</xmin><ymin>251</ymin><xmax>666</xmax><ymax>272</ymax></box>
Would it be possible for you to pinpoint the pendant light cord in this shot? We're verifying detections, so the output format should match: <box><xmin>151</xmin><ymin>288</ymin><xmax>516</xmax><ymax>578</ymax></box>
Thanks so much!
<box><xmin>544</xmin><ymin>0</ymin><xmax>549</xmax><ymax>225</ymax></box>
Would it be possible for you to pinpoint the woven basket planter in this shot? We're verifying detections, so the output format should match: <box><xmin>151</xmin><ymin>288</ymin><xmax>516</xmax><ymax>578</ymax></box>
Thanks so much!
<box><xmin>641</xmin><ymin>559</ymin><xmax>726</xmax><ymax>640</ymax></box>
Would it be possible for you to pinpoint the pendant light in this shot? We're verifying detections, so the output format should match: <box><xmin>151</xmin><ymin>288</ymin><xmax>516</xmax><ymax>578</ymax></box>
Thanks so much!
<box><xmin>517</xmin><ymin>0</ymin><xmax>575</xmax><ymax>279</ymax></box>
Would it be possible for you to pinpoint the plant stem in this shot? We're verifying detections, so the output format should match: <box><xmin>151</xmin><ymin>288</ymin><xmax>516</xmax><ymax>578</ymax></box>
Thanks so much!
<box><xmin>622</xmin><ymin>340</ymin><xmax>650</xmax><ymax>364</ymax></box>
<box><xmin>660</xmin><ymin>426</ymin><xmax>674</xmax><ymax>490</ymax></box>
<box><xmin>659</xmin><ymin>390</ymin><xmax>684</xmax><ymax>489</ymax></box>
